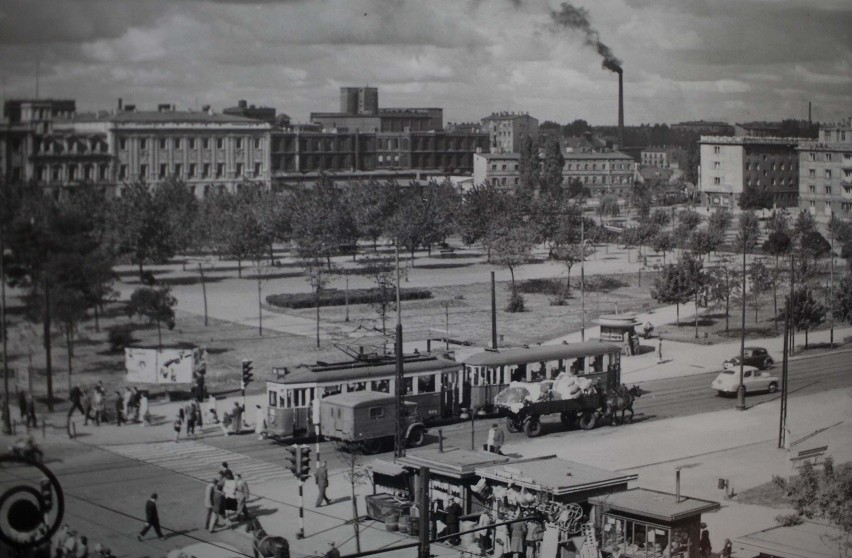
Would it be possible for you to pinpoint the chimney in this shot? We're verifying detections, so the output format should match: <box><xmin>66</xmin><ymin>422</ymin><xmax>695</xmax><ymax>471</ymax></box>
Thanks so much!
<box><xmin>618</xmin><ymin>69</ymin><xmax>624</xmax><ymax>148</ymax></box>
<box><xmin>118</xmin><ymin>98</ymin><xmax>123</xmax><ymax>111</ymax></box>
<box><xmin>238</xmin><ymin>99</ymin><xmax>247</xmax><ymax>109</ymax></box>
<box><xmin>808</xmin><ymin>101</ymin><xmax>812</xmax><ymax>125</ymax></box>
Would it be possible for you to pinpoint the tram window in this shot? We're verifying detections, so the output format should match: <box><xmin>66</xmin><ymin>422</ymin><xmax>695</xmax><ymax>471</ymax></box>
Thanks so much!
<box><xmin>532</xmin><ymin>363</ymin><xmax>547</xmax><ymax>381</ymax></box>
<box><xmin>371</xmin><ymin>379</ymin><xmax>390</xmax><ymax>393</ymax></box>
<box><xmin>369</xmin><ymin>407</ymin><xmax>385</xmax><ymax>419</ymax></box>
<box><xmin>570</xmin><ymin>358</ymin><xmax>585</xmax><ymax>374</ymax></box>
<box><xmin>285</xmin><ymin>391</ymin><xmax>293</xmax><ymax>408</ymax></box>
<box><xmin>592</xmin><ymin>355</ymin><xmax>604</xmax><ymax>373</ymax></box>
<box><xmin>347</xmin><ymin>382</ymin><xmax>367</xmax><ymax>392</ymax></box>
<box><xmin>279</xmin><ymin>395</ymin><xmax>287</xmax><ymax>407</ymax></box>
<box><xmin>403</xmin><ymin>377</ymin><xmax>413</xmax><ymax>394</ymax></box>
<box><xmin>510</xmin><ymin>365</ymin><xmax>526</xmax><ymax>382</ymax></box>
<box><xmin>322</xmin><ymin>385</ymin><xmax>342</xmax><ymax>398</ymax></box>
<box><xmin>418</xmin><ymin>375</ymin><xmax>436</xmax><ymax>393</ymax></box>
<box><xmin>268</xmin><ymin>392</ymin><xmax>277</xmax><ymax>407</ymax></box>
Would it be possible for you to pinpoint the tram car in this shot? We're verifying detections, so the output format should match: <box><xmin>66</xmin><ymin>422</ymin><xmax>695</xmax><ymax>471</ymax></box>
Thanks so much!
<box><xmin>265</xmin><ymin>354</ymin><xmax>461</xmax><ymax>440</ymax></box>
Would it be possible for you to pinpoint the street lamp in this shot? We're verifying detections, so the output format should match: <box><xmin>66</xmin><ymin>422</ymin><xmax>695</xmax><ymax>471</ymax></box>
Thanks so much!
<box><xmin>1</xmin><ymin>238</ymin><xmax>10</xmax><ymax>434</ymax></box>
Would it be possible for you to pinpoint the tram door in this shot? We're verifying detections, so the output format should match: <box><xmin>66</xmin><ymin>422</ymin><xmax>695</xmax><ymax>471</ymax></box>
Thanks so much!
<box><xmin>440</xmin><ymin>372</ymin><xmax>456</xmax><ymax>417</ymax></box>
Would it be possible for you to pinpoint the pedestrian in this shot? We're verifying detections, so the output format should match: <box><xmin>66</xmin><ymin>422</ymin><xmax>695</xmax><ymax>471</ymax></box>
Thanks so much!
<box><xmin>207</xmin><ymin>394</ymin><xmax>219</xmax><ymax>424</ymax></box>
<box><xmin>254</xmin><ymin>404</ymin><xmax>265</xmax><ymax>440</ymax></box>
<box><xmin>721</xmin><ymin>538</ymin><xmax>732</xmax><ymax>558</ymax></box>
<box><xmin>445</xmin><ymin>498</ymin><xmax>462</xmax><ymax>546</ymax></box>
<box><xmin>114</xmin><ymin>392</ymin><xmax>125</xmax><ymax>426</ymax></box>
<box><xmin>185</xmin><ymin>402</ymin><xmax>196</xmax><ymax>438</ymax></box>
<box><xmin>67</xmin><ymin>383</ymin><xmax>86</xmax><ymax>422</ymax></box>
<box><xmin>95</xmin><ymin>381</ymin><xmax>105</xmax><ymax>396</ymax></box>
<box><xmin>324</xmin><ymin>542</ymin><xmax>341</xmax><ymax>558</ymax></box>
<box><xmin>92</xmin><ymin>389</ymin><xmax>105</xmax><ymax>426</ymax></box>
<box><xmin>139</xmin><ymin>392</ymin><xmax>149</xmax><ymax>426</ymax></box>
<box><xmin>698</xmin><ymin>529</ymin><xmax>712</xmax><ymax>558</ymax></box>
<box><xmin>173</xmin><ymin>412</ymin><xmax>183</xmax><ymax>443</ymax></box>
<box><xmin>231</xmin><ymin>401</ymin><xmax>243</xmax><ymax>434</ymax></box>
<box><xmin>486</xmin><ymin>423</ymin><xmax>504</xmax><ymax>454</ymax></box>
<box><xmin>219</xmin><ymin>462</ymin><xmax>232</xmax><ymax>478</ymax></box>
<box><xmin>131</xmin><ymin>387</ymin><xmax>142</xmax><ymax>422</ymax></box>
<box><xmin>204</xmin><ymin>478</ymin><xmax>218</xmax><ymax>532</ymax></box>
<box><xmin>82</xmin><ymin>390</ymin><xmax>93</xmax><ymax>426</ymax></box>
<box><xmin>62</xmin><ymin>529</ymin><xmax>78</xmax><ymax>557</ymax></box>
<box><xmin>476</xmin><ymin>510</ymin><xmax>492</xmax><ymax>555</ymax></box>
<box><xmin>526</xmin><ymin>520</ymin><xmax>543</xmax><ymax>558</ymax></box>
<box><xmin>656</xmin><ymin>337</ymin><xmax>664</xmax><ymax>364</ymax></box>
<box><xmin>220</xmin><ymin>411</ymin><xmax>231</xmax><ymax>436</ymax></box>
<box><xmin>18</xmin><ymin>390</ymin><xmax>28</xmax><ymax>423</ymax></box>
<box><xmin>222</xmin><ymin>471</ymin><xmax>237</xmax><ymax>522</ymax></box>
<box><xmin>54</xmin><ymin>524</ymin><xmax>70</xmax><ymax>557</ymax></box>
<box><xmin>509</xmin><ymin>512</ymin><xmax>527</xmax><ymax>555</ymax></box>
<box><xmin>25</xmin><ymin>392</ymin><xmax>37</xmax><ymax>429</ymax></box>
<box><xmin>137</xmin><ymin>493</ymin><xmax>164</xmax><ymax>541</ymax></box>
<box><xmin>208</xmin><ymin>480</ymin><xmax>224</xmax><ymax>532</ymax></box>
<box><xmin>315</xmin><ymin>460</ymin><xmax>331</xmax><ymax>507</ymax></box>
<box><xmin>75</xmin><ymin>535</ymin><xmax>88</xmax><ymax>558</ymax></box>
<box><xmin>235</xmin><ymin>473</ymin><xmax>250</xmax><ymax>521</ymax></box>
<box><xmin>123</xmin><ymin>388</ymin><xmax>133</xmax><ymax>421</ymax></box>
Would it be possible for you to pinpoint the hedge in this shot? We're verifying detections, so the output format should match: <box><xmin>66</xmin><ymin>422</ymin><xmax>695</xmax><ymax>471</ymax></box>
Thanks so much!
<box><xmin>266</xmin><ymin>287</ymin><xmax>432</xmax><ymax>309</ymax></box>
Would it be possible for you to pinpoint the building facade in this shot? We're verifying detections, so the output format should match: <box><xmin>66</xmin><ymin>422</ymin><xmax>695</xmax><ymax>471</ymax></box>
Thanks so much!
<box><xmin>797</xmin><ymin>118</ymin><xmax>852</xmax><ymax>226</ymax></box>
<box><xmin>698</xmin><ymin>136</ymin><xmax>801</xmax><ymax>209</ymax></box>
<box><xmin>481</xmin><ymin>112</ymin><xmax>539</xmax><ymax>154</ymax></box>
<box><xmin>473</xmin><ymin>152</ymin><xmax>520</xmax><ymax>189</ymax></box>
<box><xmin>640</xmin><ymin>146</ymin><xmax>685</xmax><ymax>169</ymax></box>
<box><xmin>562</xmin><ymin>151</ymin><xmax>636</xmax><ymax>197</ymax></box>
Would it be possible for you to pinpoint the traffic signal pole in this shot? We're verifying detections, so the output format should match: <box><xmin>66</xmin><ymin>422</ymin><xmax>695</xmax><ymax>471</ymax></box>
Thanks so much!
<box><xmin>297</xmin><ymin>477</ymin><xmax>305</xmax><ymax>539</ymax></box>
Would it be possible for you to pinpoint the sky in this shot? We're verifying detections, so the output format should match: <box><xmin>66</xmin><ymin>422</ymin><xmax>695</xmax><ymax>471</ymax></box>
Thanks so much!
<box><xmin>1</xmin><ymin>0</ymin><xmax>850</xmax><ymax>126</ymax></box>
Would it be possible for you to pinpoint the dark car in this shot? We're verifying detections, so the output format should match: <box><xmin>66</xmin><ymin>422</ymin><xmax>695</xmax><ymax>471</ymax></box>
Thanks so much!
<box><xmin>723</xmin><ymin>347</ymin><xmax>774</xmax><ymax>370</ymax></box>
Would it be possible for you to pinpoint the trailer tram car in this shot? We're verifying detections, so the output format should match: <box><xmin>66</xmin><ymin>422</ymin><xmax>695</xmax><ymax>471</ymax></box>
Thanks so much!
<box><xmin>265</xmin><ymin>354</ymin><xmax>461</xmax><ymax>440</ymax></box>
<box><xmin>463</xmin><ymin>341</ymin><xmax>622</xmax><ymax>429</ymax></box>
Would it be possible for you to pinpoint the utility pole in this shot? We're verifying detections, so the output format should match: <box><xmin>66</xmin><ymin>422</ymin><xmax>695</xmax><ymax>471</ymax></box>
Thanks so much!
<box><xmin>736</xmin><ymin>242</ymin><xmax>747</xmax><ymax>411</ymax></box>
<box><xmin>43</xmin><ymin>276</ymin><xmax>54</xmax><ymax>411</ymax></box>
<box><xmin>198</xmin><ymin>263</ymin><xmax>208</xmax><ymax>326</ymax></box>
<box><xmin>581</xmin><ymin>217</ymin><xmax>586</xmax><ymax>342</ymax></box>
<box><xmin>778</xmin><ymin>298</ymin><xmax>790</xmax><ymax>449</ymax></box>
<box><xmin>491</xmin><ymin>271</ymin><xmax>497</xmax><ymax>349</ymax></box>
<box><xmin>418</xmin><ymin>467</ymin><xmax>431</xmax><ymax>558</ymax></box>
<box><xmin>1</xmin><ymin>233</ymin><xmax>10</xmax><ymax>434</ymax></box>
<box><xmin>789</xmin><ymin>254</ymin><xmax>795</xmax><ymax>356</ymax></box>
<box><xmin>829</xmin><ymin>231</ymin><xmax>834</xmax><ymax>347</ymax></box>
<box><xmin>394</xmin><ymin>242</ymin><xmax>405</xmax><ymax>459</ymax></box>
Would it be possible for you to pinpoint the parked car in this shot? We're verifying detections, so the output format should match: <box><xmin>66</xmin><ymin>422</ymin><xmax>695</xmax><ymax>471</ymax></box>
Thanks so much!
<box><xmin>712</xmin><ymin>366</ymin><xmax>781</xmax><ymax>396</ymax></box>
<box><xmin>723</xmin><ymin>347</ymin><xmax>774</xmax><ymax>370</ymax></box>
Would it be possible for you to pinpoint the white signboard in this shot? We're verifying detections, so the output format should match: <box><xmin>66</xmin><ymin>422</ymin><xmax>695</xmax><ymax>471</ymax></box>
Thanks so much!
<box><xmin>125</xmin><ymin>347</ymin><xmax>206</xmax><ymax>385</ymax></box>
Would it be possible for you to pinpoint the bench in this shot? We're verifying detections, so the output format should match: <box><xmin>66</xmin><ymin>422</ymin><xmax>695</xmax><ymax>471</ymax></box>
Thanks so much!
<box><xmin>789</xmin><ymin>445</ymin><xmax>828</xmax><ymax>467</ymax></box>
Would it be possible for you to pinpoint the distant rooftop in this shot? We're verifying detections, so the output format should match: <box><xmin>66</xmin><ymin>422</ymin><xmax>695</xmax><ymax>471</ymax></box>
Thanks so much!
<box><xmin>66</xmin><ymin>110</ymin><xmax>267</xmax><ymax>125</ymax></box>
<box><xmin>482</xmin><ymin>111</ymin><xmax>535</xmax><ymax>121</ymax></box>
<box><xmin>476</xmin><ymin>456</ymin><xmax>637</xmax><ymax>497</ymax></box>
<box><xmin>475</xmin><ymin>152</ymin><xmax>520</xmax><ymax>159</ymax></box>
<box><xmin>699</xmin><ymin>135</ymin><xmax>807</xmax><ymax>145</ymax></box>
<box><xmin>589</xmin><ymin>488</ymin><xmax>720</xmax><ymax>523</ymax></box>
<box><xmin>563</xmin><ymin>150</ymin><xmax>633</xmax><ymax>160</ymax></box>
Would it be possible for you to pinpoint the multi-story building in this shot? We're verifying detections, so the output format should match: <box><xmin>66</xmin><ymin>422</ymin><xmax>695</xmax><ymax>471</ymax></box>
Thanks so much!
<box><xmin>562</xmin><ymin>151</ymin><xmax>636</xmax><ymax>197</ymax></box>
<box><xmin>340</xmin><ymin>87</ymin><xmax>379</xmax><ymax>115</ymax></box>
<box><xmin>698</xmin><ymin>136</ymin><xmax>802</xmax><ymax>209</ymax></box>
<box><xmin>223</xmin><ymin>99</ymin><xmax>277</xmax><ymax>124</ymax></box>
<box><xmin>797</xmin><ymin>118</ymin><xmax>852</xmax><ymax>226</ymax></box>
<box><xmin>481</xmin><ymin>112</ymin><xmax>539</xmax><ymax>154</ymax></box>
<box><xmin>311</xmin><ymin>87</ymin><xmax>442</xmax><ymax>133</ymax></box>
<box><xmin>641</xmin><ymin>146</ymin><xmax>685</xmax><ymax>169</ymax></box>
<box><xmin>472</xmin><ymin>152</ymin><xmax>520</xmax><ymax>188</ymax></box>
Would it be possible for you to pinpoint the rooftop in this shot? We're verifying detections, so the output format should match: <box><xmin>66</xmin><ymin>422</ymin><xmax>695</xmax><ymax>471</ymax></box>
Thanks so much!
<box><xmin>482</xmin><ymin>112</ymin><xmax>535</xmax><ymax>121</ymax></box>
<box><xmin>65</xmin><ymin>110</ymin><xmax>268</xmax><ymax>125</ymax></box>
<box><xmin>476</xmin><ymin>456</ymin><xmax>637</xmax><ymax>496</ymax></box>
<box><xmin>734</xmin><ymin>520</ymin><xmax>843</xmax><ymax>558</ymax></box>
<box><xmin>589</xmin><ymin>488</ymin><xmax>720</xmax><ymax>523</ymax></box>
<box><xmin>395</xmin><ymin>447</ymin><xmax>516</xmax><ymax>478</ymax></box>
<box><xmin>563</xmin><ymin>150</ymin><xmax>633</xmax><ymax>160</ymax></box>
<box><xmin>698</xmin><ymin>135</ymin><xmax>807</xmax><ymax>146</ymax></box>
<box><xmin>475</xmin><ymin>152</ymin><xmax>521</xmax><ymax>160</ymax></box>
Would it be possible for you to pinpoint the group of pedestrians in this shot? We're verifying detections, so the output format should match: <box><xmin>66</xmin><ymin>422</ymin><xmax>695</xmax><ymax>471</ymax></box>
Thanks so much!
<box><xmin>67</xmin><ymin>382</ymin><xmax>150</xmax><ymax>427</ymax></box>
<box><xmin>54</xmin><ymin>524</ymin><xmax>115</xmax><ymax>557</ymax></box>
<box><xmin>173</xmin><ymin>399</ymin><xmax>204</xmax><ymax>442</ymax></box>
<box><xmin>204</xmin><ymin>462</ymin><xmax>252</xmax><ymax>532</ymax></box>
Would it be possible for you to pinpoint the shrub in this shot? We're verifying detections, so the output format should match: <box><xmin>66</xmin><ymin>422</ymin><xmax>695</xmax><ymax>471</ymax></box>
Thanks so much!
<box><xmin>581</xmin><ymin>275</ymin><xmax>628</xmax><ymax>293</ymax></box>
<box><xmin>108</xmin><ymin>328</ymin><xmax>134</xmax><ymax>352</ymax></box>
<box><xmin>506</xmin><ymin>291</ymin><xmax>525</xmax><ymax>312</ymax></box>
<box><xmin>266</xmin><ymin>287</ymin><xmax>432</xmax><ymax>309</ymax></box>
<box><xmin>518</xmin><ymin>278</ymin><xmax>566</xmax><ymax>296</ymax></box>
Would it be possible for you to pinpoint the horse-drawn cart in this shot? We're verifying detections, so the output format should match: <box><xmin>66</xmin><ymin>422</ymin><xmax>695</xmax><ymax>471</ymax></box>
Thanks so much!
<box><xmin>502</xmin><ymin>389</ymin><xmax>605</xmax><ymax>437</ymax></box>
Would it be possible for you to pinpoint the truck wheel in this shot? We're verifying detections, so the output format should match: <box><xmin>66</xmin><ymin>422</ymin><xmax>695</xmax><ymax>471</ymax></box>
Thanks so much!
<box><xmin>579</xmin><ymin>411</ymin><xmax>597</xmax><ymax>430</ymax></box>
<box><xmin>506</xmin><ymin>416</ymin><xmax>523</xmax><ymax>433</ymax></box>
<box><xmin>407</xmin><ymin>428</ymin><xmax>425</xmax><ymax>448</ymax></box>
<box><xmin>524</xmin><ymin>417</ymin><xmax>543</xmax><ymax>438</ymax></box>
<box><xmin>560</xmin><ymin>412</ymin><xmax>577</xmax><ymax>429</ymax></box>
<box><xmin>768</xmin><ymin>382</ymin><xmax>778</xmax><ymax>394</ymax></box>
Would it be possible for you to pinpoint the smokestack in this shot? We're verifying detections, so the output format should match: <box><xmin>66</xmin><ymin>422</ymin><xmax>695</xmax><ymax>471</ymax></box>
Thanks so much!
<box><xmin>808</xmin><ymin>101</ymin><xmax>812</xmax><ymax>125</ymax></box>
<box><xmin>618</xmin><ymin>69</ymin><xmax>624</xmax><ymax>148</ymax></box>
<box><xmin>118</xmin><ymin>98</ymin><xmax>123</xmax><ymax>111</ymax></box>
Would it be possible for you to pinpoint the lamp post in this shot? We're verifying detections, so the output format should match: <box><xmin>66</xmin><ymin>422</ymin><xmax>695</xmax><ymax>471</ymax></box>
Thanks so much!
<box><xmin>736</xmin><ymin>236</ymin><xmax>747</xmax><ymax>411</ymax></box>
<box><xmin>1</xmin><ymin>235</ymin><xmax>10</xmax><ymax>434</ymax></box>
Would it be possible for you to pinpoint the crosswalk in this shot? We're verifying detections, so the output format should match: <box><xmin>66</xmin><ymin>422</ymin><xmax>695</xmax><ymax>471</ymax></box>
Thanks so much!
<box><xmin>106</xmin><ymin>440</ymin><xmax>287</xmax><ymax>484</ymax></box>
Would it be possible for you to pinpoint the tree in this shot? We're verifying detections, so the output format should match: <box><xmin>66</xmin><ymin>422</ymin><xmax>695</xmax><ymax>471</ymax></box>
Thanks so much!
<box><xmin>801</xmin><ymin>231</ymin><xmax>831</xmax><ymax>264</ymax></box>
<box><xmin>747</xmin><ymin>260</ymin><xmax>772</xmax><ymax>324</ymax></box>
<box><xmin>518</xmin><ymin>134</ymin><xmax>540</xmax><ymax>192</ymax></box>
<box><xmin>689</xmin><ymin>228</ymin><xmax>718</xmax><ymax>263</ymax></box>
<box><xmin>458</xmin><ymin>183</ymin><xmax>505</xmax><ymax>255</ymax></box>
<box><xmin>126</xmin><ymin>286</ymin><xmax>177</xmax><ymax>350</ymax></box>
<box><xmin>793</xmin><ymin>211</ymin><xmax>817</xmax><ymax>245</ymax></box>
<box><xmin>783</xmin><ymin>287</ymin><xmax>826</xmax><ymax>349</ymax></box>
<box><xmin>765</xmin><ymin>210</ymin><xmax>791</xmax><ymax>236</ymax></box>
<box><xmin>298</xmin><ymin>249</ymin><xmax>331</xmax><ymax>349</ymax></box>
<box><xmin>539</xmin><ymin>135</ymin><xmax>565</xmax><ymax>196</ymax></box>
<box><xmin>490</xmin><ymin>222</ymin><xmax>536</xmax><ymax>312</ymax></box>
<box><xmin>763</xmin><ymin>231</ymin><xmax>792</xmax><ymax>332</ymax></box>
<box><xmin>598</xmin><ymin>194</ymin><xmax>620</xmax><ymax>218</ymax></box>
<box><xmin>772</xmin><ymin>458</ymin><xmax>852</xmax><ymax>557</ymax></box>
<box><xmin>651</xmin><ymin>231</ymin><xmax>675</xmax><ymax>265</ymax></box>
<box><xmin>707</xmin><ymin>259</ymin><xmax>740</xmax><ymax>333</ymax></box>
<box><xmin>738</xmin><ymin>186</ymin><xmax>773</xmax><ymax>210</ymax></box>
<box><xmin>622</xmin><ymin>226</ymin><xmax>640</xmax><ymax>264</ymax></box>
<box><xmin>566</xmin><ymin>178</ymin><xmax>590</xmax><ymax>199</ymax></box>
<box><xmin>290</xmin><ymin>176</ymin><xmax>358</xmax><ymax>268</ymax></box>
<box><xmin>348</xmin><ymin>180</ymin><xmax>399</xmax><ymax>250</ymax></box>
<box><xmin>677</xmin><ymin>209</ymin><xmax>702</xmax><ymax>233</ymax></box>
<box><xmin>358</xmin><ymin>256</ymin><xmax>405</xmax><ymax>335</ymax></box>
<box><xmin>650</xmin><ymin>208</ymin><xmax>672</xmax><ymax>229</ymax></box>
<box><xmin>676</xmin><ymin>253</ymin><xmax>706</xmax><ymax>338</ymax></box>
<box><xmin>708</xmin><ymin>208</ymin><xmax>732</xmax><ymax>236</ymax></box>
<box><xmin>651</xmin><ymin>263</ymin><xmax>692</xmax><ymax>326</ymax></box>
<box><xmin>833</xmin><ymin>276</ymin><xmax>852</xmax><ymax>325</ymax></box>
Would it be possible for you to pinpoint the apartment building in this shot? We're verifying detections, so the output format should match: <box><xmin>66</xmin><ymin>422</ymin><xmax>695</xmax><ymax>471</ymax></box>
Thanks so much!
<box><xmin>562</xmin><ymin>151</ymin><xmax>636</xmax><ymax>197</ymax></box>
<box><xmin>797</xmin><ymin>118</ymin><xmax>852</xmax><ymax>226</ymax></box>
<box><xmin>481</xmin><ymin>112</ymin><xmax>539</xmax><ymax>154</ymax></box>
<box><xmin>698</xmin><ymin>136</ymin><xmax>801</xmax><ymax>209</ymax></box>
<box><xmin>473</xmin><ymin>152</ymin><xmax>521</xmax><ymax>189</ymax></box>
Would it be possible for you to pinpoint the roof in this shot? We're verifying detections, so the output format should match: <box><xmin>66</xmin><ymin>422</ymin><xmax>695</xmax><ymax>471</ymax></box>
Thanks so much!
<box><xmin>734</xmin><ymin>520</ymin><xmax>843</xmax><ymax>558</ymax></box>
<box><xmin>396</xmin><ymin>447</ymin><xmax>516</xmax><ymax>478</ymax></box>
<box><xmin>272</xmin><ymin>356</ymin><xmax>460</xmax><ymax>386</ymax></box>
<box><xmin>475</xmin><ymin>153</ymin><xmax>521</xmax><ymax>160</ymax></box>
<box><xmin>698</xmin><ymin>135</ymin><xmax>805</xmax><ymax>146</ymax></box>
<box><xmin>482</xmin><ymin>112</ymin><xmax>536</xmax><ymax>121</ymax></box>
<box><xmin>68</xmin><ymin>111</ymin><xmax>267</xmax><ymax>125</ymax></box>
<box><xmin>320</xmin><ymin>391</ymin><xmax>413</xmax><ymax>408</ymax></box>
<box><xmin>463</xmin><ymin>341</ymin><xmax>621</xmax><ymax>367</ymax></box>
<box><xmin>476</xmin><ymin>457</ymin><xmax>638</xmax><ymax>497</ymax></box>
<box><xmin>589</xmin><ymin>488</ymin><xmax>720</xmax><ymax>523</ymax></box>
<box><xmin>563</xmin><ymin>151</ymin><xmax>633</xmax><ymax>160</ymax></box>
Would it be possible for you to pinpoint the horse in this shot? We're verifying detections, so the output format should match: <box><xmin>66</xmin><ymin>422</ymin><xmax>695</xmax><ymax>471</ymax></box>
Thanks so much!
<box><xmin>246</xmin><ymin>515</ymin><xmax>289</xmax><ymax>558</ymax></box>
<box><xmin>603</xmin><ymin>384</ymin><xmax>643</xmax><ymax>426</ymax></box>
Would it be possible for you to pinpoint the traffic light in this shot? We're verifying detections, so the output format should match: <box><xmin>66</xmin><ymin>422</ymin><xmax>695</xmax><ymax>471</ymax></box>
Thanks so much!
<box><xmin>296</xmin><ymin>445</ymin><xmax>312</xmax><ymax>480</ymax></box>
<box><xmin>241</xmin><ymin>360</ymin><xmax>254</xmax><ymax>391</ymax></box>
<box><xmin>39</xmin><ymin>480</ymin><xmax>52</xmax><ymax>513</ymax></box>
<box><xmin>284</xmin><ymin>444</ymin><xmax>298</xmax><ymax>474</ymax></box>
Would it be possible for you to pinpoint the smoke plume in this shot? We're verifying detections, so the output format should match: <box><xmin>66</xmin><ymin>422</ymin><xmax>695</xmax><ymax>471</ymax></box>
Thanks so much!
<box><xmin>550</xmin><ymin>2</ymin><xmax>622</xmax><ymax>73</ymax></box>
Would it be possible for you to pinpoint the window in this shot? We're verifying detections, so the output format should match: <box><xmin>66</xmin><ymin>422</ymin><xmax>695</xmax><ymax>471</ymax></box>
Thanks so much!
<box><xmin>714</xmin><ymin>146</ymin><xmax>720</xmax><ymax>154</ymax></box>
<box><xmin>418</xmin><ymin>375</ymin><xmax>436</xmax><ymax>393</ymax></box>
<box><xmin>203</xmin><ymin>138</ymin><xmax>210</xmax><ymax>149</ymax></box>
<box><xmin>52</xmin><ymin>166</ymin><xmax>61</xmax><ymax>181</ymax></box>
<box><xmin>808</xmin><ymin>152</ymin><xmax>815</xmax><ymax>161</ymax></box>
<box><xmin>714</xmin><ymin>177</ymin><xmax>721</xmax><ymax>185</ymax></box>
<box><xmin>174</xmin><ymin>138</ymin><xmax>181</xmax><ymax>149</ymax></box>
<box><xmin>491</xmin><ymin>164</ymin><xmax>496</xmax><ymax>171</ymax></box>
<box><xmin>714</xmin><ymin>161</ymin><xmax>720</xmax><ymax>169</ymax></box>
<box><xmin>174</xmin><ymin>164</ymin><xmax>182</xmax><ymax>177</ymax></box>
<box><xmin>809</xmin><ymin>169</ymin><xmax>816</xmax><ymax>178</ymax></box>
<box><xmin>216</xmin><ymin>138</ymin><xmax>224</xmax><ymax>149</ymax></box>
<box><xmin>189</xmin><ymin>164</ymin><xmax>196</xmax><ymax>178</ymax></box>
<box><xmin>188</xmin><ymin>138</ymin><xmax>196</xmax><ymax>149</ymax></box>
<box><xmin>254</xmin><ymin>138</ymin><xmax>262</xmax><ymax>149</ymax></box>
<box><xmin>236</xmin><ymin>163</ymin><xmax>243</xmax><ymax>176</ymax></box>
<box><xmin>38</xmin><ymin>166</ymin><xmax>47</xmax><ymax>181</ymax></box>
<box><xmin>826</xmin><ymin>186</ymin><xmax>832</xmax><ymax>195</ymax></box>
<box><xmin>810</xmin><ymin>200</ymin><xmax>816</xmax><ymax>208</ymax></box>
<box><xmin>843</xmin><ymin>202</ymin><xmax>852</xmax><ymax>212</ymax></box>
<box><xmin>203</xmin><ymin>164</ymin><xmax>210</xmax><ymax>178</ymax></box>
<box><xmin>120</xmin><ymin>138</ymin><xmax>127</xmax><ymax>150</ymax></box>
<box><xmin>809</xmin><ymin>185</ymin><xmax>816</xmax><ymax>193</ymax></box>
<box><xmin>99</xmin><ymin>165</ymin><xmax>108</xmax><ymax>180</ymax></box>
<box><xmin>119</xmin><ymin>165</ymin><xmax>128</xmax><ymax>179</ymax></box>
<box><xmin>369</xmin><ymin>407</ymin><xmax>385</xmax><ymax>419</ymax></box>
<box><xmin>254</xmin><ymin>163</ymin><xmax>262</xmax><ymax>177</ymax></box>
<box><xmin>825</xmin><ymin>169</ymin><xmax>832</xmax><ymax>179</ymax></box>
<box><xmin>140</xmin><ymin>139</ymin><xmax>148</xmax><ymax>150</ymax></box>
<box><xmin>68</xmin><ymin>166</ymin><xmax>77</xmax><ymax>181</ymax></box>
<box><xmin>160</xmin><ymin>138</ymin><xmax>168</xmax><ymax>149</ymax></box>
<box><xmin>216</xmin><ymin>163</ymin><xmax>224</xmax><ymax>178</ymax></box>
<box><xmin>140</xmin><ymin>164</ymin><xmax>148</xmax><ymax>178</ymax></box>
<box><xmin>235</xmin><ymin>138</ymin><xmax>243</xmax><ymax>149</ymax></box>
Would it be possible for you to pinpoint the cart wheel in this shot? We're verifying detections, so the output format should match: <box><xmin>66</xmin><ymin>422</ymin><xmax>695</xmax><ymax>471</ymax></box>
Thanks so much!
<box><xmin>560</xmin><ymin>412</ymin><xmax>577</xmax><ymax>429</ymax></box>
<box><xmin>407</xmin><ymin>427</ymin><xmax>425</xmax><ymax>448</ymax></box>
<box><xmin>579</xmin><ymin>411</ymin><xmax>597</xmax><ymax>430</ymax></box>
<box><xmin>506</xmin><ymin>416</ymin><xmax>523</xmax><ymax>433</ymax></box>
<box><xmin>524</xmin><ymin>416</ymin><xmax>543</xmax><ymax>438</ymax></box>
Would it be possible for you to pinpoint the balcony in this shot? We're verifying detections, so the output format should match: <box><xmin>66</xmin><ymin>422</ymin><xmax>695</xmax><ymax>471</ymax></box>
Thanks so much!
<box><xmin>842</xmin><ymin>156</ymin><xmax>852</xmax><ymax>170</ymax></box>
